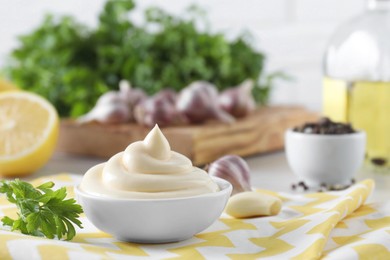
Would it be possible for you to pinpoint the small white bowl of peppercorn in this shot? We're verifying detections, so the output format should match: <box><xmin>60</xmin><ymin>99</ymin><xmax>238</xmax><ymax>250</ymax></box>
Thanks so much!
<box><xmin>285</xmin><ymin>118</ymin><xmax>366</xmax><ymax>190</ymax></box>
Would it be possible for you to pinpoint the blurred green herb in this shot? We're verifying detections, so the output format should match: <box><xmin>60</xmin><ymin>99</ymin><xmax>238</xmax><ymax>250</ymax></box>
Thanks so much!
<box><xmin>0</xmin><ymin>179</ymin><xmax>83</xmax><ymax>240</ymax></box>
<box><xmin>4</xmin><ymin>0</ymin><xmax>277</xmax><ymax>117</ymax></box>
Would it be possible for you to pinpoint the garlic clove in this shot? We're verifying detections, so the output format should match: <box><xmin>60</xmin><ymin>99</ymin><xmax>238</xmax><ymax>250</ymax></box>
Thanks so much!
<box><xmin>208</xmin><ymin>154</ymin><xmax>282</xmax><ymax>219</ymax></box>
<box><xmin>218</xmin><ymin>79</ymin><xmax>256</xmax><ymax>118</ymax></box>
<box><xmin>207</xmin><ymin>155</ymin><xmax>251</xmax><ymax>195</ymax></box>
<box><xmin>225</xmin><ymin>191</ymin><xmax>282</xmax><ymax>218</ymax></box>
<box><xmin>176</xmin><ymin>81</ymin><xmax>235</xmax><ymax>124</ymax></box>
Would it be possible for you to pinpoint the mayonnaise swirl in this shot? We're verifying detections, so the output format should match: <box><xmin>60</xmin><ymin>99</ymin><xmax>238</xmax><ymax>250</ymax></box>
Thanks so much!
<box><xmin>80</xmin><ymin>125</ymin><xmax>219</xmax><ymax>199</ymax></box>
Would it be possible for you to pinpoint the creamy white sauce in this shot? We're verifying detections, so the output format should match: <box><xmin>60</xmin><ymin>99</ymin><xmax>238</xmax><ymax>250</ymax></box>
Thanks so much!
<box><xmin>80</xmin><ymin>125</ymin><xmax>219</xmax><ymax>199</ymax></box>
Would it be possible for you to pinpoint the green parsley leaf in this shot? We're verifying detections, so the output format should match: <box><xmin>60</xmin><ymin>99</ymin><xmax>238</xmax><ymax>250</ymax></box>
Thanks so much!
<box><xmin>0</xmin><ymin>179</ymin><xmax>83</xmax><ymax>240</ymax></box>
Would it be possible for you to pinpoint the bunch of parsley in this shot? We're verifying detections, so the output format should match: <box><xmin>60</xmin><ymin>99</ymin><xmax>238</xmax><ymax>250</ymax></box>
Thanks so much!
<box><xmin>0</xmin><ymin>179</ymin><xmax>83</xmax><ymax>240</ymax></box>
<box><xmin>4</xmin><ymin>0</ymin><xmax>274</xmax><ymax>117</ymax></box>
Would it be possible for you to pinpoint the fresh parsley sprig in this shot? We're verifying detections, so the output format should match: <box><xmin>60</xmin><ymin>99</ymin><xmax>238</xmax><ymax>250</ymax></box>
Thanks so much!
<box><xmin>4</xmin><ymin>0</ymin><xmax>277</xmax><ymax>118</ymax></box>
<box><xmin>0</xmin><ymin>179</ymin><xmax>83</xmax><ymax>240</ymax></box>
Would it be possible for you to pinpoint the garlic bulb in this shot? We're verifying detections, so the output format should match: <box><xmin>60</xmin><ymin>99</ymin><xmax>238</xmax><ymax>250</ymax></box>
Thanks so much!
<box><xmin>134</xmin><ymin>89</ymin><xmax>188</xmax><ymax>127</ymax></box>
<box><xmin>78</xmin><ymin>90</ymin><xmax>131</xmax><ymax>124</ymax></box>
<box><xmin>218</xmin><ymin>79</ymin><xmax>256</xmax><ymax>118</ymax></box>
<box><xmin>118</xmin><ymin>80</ymin><xmax>146</xmax><ymax>109</ymax></box>
<box><xmin>155</xmin><ymin>88</ymin><xmax>177</xmax><ymax>104</ymax></box>
<box><xmin>225</xmin><ymin>191</ymin><xmax>282</xmax><ymax>218</ymax></box>
<box><xmin>95</xmin><ymin>91</ymin><xmax>126</xmax><ymax>106</ymax></box>
<box><xmin>78</xmin><ymin>103</ymin><xmax>130</xmax><ymax>124</ymax></box>
<box><xmin>207</xmin><ymin>155</ymin><xmax>251</xmax><ymax>195</ymax></box>
<box><xmin>176</xmin><ymin>81</ymin><xmax>235</xmax><ymax>124</ymax></box>
<box><xmin>78</xmin><ymin>80</ymin><xmax>146</xmax><ymax>124</ymax></box>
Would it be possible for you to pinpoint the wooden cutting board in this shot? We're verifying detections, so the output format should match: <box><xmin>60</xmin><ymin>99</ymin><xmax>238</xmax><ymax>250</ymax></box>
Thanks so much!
<box><xmin>57</xmin><ymin>106</ymin><xmax>319</xmax><ymax>165</ymax></box>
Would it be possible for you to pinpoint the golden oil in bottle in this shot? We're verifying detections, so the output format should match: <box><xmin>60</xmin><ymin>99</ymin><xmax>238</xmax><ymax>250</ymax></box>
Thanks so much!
<box><xmin>323</xmin><ymin>77</ymin><xmax>390</xmax><ymax>168</ymax></box>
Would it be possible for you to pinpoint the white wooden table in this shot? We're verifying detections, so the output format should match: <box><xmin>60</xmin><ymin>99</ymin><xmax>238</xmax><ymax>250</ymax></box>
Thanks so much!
<box><xmin>33</xmin><ymin>152</ymin><xmax>390</xmax><ymax>203</ymax></box>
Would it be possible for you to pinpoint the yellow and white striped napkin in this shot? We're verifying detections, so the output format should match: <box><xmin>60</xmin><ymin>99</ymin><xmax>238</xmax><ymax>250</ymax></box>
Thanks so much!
<box><xmin>1</xmin><ymin>174</ymin><xmax>389</xmax><ymax>259</ymax></box>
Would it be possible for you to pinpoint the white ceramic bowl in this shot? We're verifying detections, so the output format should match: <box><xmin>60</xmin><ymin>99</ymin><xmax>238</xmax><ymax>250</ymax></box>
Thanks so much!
<box><xmin>75</xmin><ymin>177</ymin><xmax>232</xmax><ymax>243</ymax></box>
<box><xmin>285</xmin><ymin>129</ymin><xmax>366</xmax><ymax>187</ymax></box>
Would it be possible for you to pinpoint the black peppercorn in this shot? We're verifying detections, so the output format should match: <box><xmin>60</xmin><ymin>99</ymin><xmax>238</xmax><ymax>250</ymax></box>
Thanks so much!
<box><xmin>293</xmin><ymin>117</ymin><xmax>356</xmax><ymax>135</ymax></box>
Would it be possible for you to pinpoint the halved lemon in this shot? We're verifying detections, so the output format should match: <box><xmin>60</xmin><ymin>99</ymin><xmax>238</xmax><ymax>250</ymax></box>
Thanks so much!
<box><xmin>0</xmin><ymin>91</ymin><xmax>59</xmax><ymax>176</ymax></box>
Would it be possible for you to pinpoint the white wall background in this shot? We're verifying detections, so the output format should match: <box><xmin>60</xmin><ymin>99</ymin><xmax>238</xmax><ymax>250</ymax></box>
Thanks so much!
<box><xmin>0</xmin><ymin>0</ymin><xmax>367</xmax><ymax>111</ymax></box>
